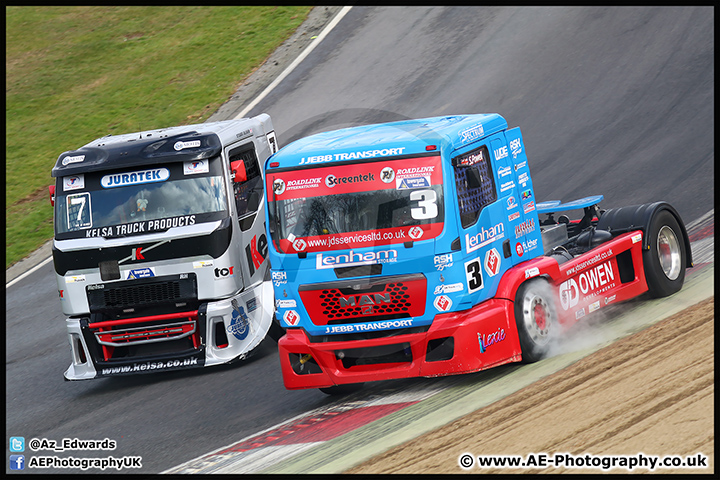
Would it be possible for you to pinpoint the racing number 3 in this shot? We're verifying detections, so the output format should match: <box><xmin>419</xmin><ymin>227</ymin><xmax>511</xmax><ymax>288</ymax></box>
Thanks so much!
<box><xmin>410</xmin><ymin>190</ymin><xmax>438</xmax><ymax>220</ymax></box>
<box><xmin>465</xmin><ymin>258</ymin><xmax>483</xmax><ymax>292</ymax></box>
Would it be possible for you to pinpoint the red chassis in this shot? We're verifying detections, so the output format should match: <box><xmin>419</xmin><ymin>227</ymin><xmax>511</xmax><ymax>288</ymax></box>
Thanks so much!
<box><xmin>278</xmin><ymin>230</ymin><xmax>647</xmax><ymax>390</ymax></box>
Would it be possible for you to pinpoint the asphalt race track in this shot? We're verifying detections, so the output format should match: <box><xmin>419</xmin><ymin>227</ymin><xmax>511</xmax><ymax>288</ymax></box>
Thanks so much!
<box><xmin>5</xmin><ymin>6</ymin><xmax>713</xmax><ymax>474</ymax></box>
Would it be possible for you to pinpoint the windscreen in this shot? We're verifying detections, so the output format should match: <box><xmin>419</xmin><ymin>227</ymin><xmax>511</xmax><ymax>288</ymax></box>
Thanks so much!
<box><xmin>54</xmin><ymin>157</ymin><xmax>228</xmax><ymax>239</ymax></box>
<box><xmin>267</xmin><ymin>155</ymin><xmax>444</xmax><ymax>253</ymax></box>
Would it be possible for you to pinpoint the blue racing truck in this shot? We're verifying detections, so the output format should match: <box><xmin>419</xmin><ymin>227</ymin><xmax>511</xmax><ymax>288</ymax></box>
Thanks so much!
<box><xmin>263</xmin><ymin>114</ymin><xmax>691</xmax><ymax>394</ymax></box>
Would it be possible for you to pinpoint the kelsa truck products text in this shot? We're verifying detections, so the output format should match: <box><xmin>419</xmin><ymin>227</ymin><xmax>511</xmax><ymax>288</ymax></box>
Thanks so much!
<box><xmin>50</xmin><ymin>116</ymin><xmax>279</xmax><ymax>380</ymax></box>
<box><xmin>264</xmin><ymin>114</ymin><xmax>692</xmax><ymax>394</ymax></box>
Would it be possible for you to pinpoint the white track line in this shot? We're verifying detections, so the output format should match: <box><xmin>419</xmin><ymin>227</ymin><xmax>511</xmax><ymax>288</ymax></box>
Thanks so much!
<box><xmin>233</xmin><ymin>6</ymin><xmax>353</xmax><ymax>120</ymax></box>
<box><xmin>5</xmin><ymin>7</ymin><xmax>354</xmax><ymax>291</ymax></box>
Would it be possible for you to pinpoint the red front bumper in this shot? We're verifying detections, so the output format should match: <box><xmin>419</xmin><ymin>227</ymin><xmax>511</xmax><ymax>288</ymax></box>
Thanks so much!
<box><xmin>278</xmin><ymin>298</ymin><xmax>523</xmax><ymax>390</ymax></box>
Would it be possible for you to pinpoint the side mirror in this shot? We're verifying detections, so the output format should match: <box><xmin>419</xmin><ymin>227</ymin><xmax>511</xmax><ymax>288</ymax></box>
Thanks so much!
<box><xmin>231</xmin><ymin>160</ymin><xmax>247</xmax><ymax>183</ymax></box>
<box><xmin>48</xmin><ymin>185</ymin><xmax>55</xmax><ymax>206</ymax></box>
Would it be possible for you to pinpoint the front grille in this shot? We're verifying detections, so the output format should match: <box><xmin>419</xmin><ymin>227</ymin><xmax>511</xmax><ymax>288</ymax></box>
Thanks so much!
<box><xmin>299</xmin><ymin>274</ymin><xmax>426</xmax><ymax>326</ymax></box>
<box><xmin>87</xmin><ymin>274</ymin><xmax>197</xmax><ymax>314</ymax></box>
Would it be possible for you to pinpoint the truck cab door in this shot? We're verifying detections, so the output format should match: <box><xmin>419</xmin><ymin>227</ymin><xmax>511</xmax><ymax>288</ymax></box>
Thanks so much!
<box><xmin>451</xmin><ymin>140</ymin><xmax>507</xmax><ymax>308</ymax></box>
<box><xmin>226</xmin><ymin>142</ymin><xmax>269</xmax><ymax>288</ymax></box>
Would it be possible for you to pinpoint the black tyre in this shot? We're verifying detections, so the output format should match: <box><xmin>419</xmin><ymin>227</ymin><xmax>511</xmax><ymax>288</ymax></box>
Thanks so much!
<box><xmin>319</xmin><ymin>383</ymin><xmax>364</xmax><ymax>396</ymax></box>
<box><xmin>643</xmin><ymin>210</ymin><xmax>686</xmax><ymax>298</ymax></box>
<box><xmin>267</xmin><ymin>315</ymin><xmax>286</xmax><ymax>342</ymax></box>
<box><xmin>514</xmin><ymin>279</ymin><xmax>558</xmax><ymax>363</ymax></box>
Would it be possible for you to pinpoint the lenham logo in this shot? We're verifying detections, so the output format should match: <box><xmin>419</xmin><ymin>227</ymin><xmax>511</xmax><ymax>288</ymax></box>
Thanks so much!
<box><xmin>466</xmin><ymin>222</ymin><xmax>505</xmax><ymax>253</ymax></box>
<box><xmin>316</xmin><ymin>249</ymin><xmax>398</xmax><ymax>269</ymax></box>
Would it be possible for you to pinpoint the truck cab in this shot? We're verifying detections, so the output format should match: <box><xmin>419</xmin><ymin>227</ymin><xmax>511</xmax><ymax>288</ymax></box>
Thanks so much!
<box><xmin>51</xmin><ymin>115</ymin><xmax>278</xmax><ymax>380</ymax></box>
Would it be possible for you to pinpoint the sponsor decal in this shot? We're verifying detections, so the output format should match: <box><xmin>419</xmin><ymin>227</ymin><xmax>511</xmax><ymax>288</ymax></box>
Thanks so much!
<box><xmin>521</xmin><ymin>189</ymin><xmax>532</xmax><ymax>201</ymax></box>
<box><xmin>380</xmin><ymin>167</ymin><xmax>395</xmax><ymax>183</ymax></box>
<box><xmin>459</xmin><ymin>122</ymin><xmax>484</xmax><ymax>144</ymax></box>
<box><xmin>588</xmin><ymin>300</ymin><xmax>601</xmax><ymax>313</ymax></box>
<box><xmin>126</xmin><ymin>267</ymin><xmax>155</xmax><ymax>279</ymax></box>
<box><xmin>100</xmin><ymin>357</ymin><xmax>199</xmax><ymax>375</ymax></box>
<box><xmin>559</xmin><ymin>278</ymin><xmax>580</xmax><ymax>311</ymax></box>
<box><xmin>275</xmin><ymin>299</ymin><xmax>297</xmax><ymax>309</ymax></box>
<box><xmin>245</xmin><ymin>233</ymin><xmax>268</xmax><ymax>276</ymax></box>
<box><xmin>605</xmin><ymin>294</ymin><xmax>616</xmax><ymax>305</ymax></box>
<box><xmin>516</xmin><ymin>242</ymin><xmax>524</xmax><ymax>256</ymax></box>
<box><xmin>214</xmin><ymin>266</ymin><xmax>235</xmax><ymax>279</ymax></box>
<box><xmin>575</xmin><ymin>308</ymin><xmax>586</xmax><ymax>320</ymax></box>
<box><xmin>518</xmin><ymin>172</ymin><xmax>529</xmax><ymax>185</ymax></box>
<box><xmin>316</xmin><ymin>249</ymin><xmax>398</xmax><ymax>269</ymax></box>
<box><xmin>515</xmin><ymin>218</ymin><xmax>536</xmax><ymax>238</ymax></box>
<box><xmin>507</xmin><ymin>196</ymin><xmax>518</xmax><ymax>210</ymax></box>
<box><xmin>514</xmin><ymin>160</ymin><xmax>527</xmax><ymax>171</ymax></box>
<box><xmin>408</xmin><ymin>226</ymin><xmax>424</xmax><ymax>240</ymax></box>
<box><xmin>283</xmin><ymin>309</ymin><xmax>300</xmax><ymax>326</ymax></box>
<box><xmin>325</xmin><ymin>172</ymin><xmax>375</xmax><ymax>188</ymax></box>
<box><xmin>65</xmin><ymin>275</ymin><xmax>86</xmax><ymax>283</ymax></box>
<box><xmin>478</xmin><ymin>327</ymin><xmax>506</xmax><ymax>353</ymax></box>
<box><xmin>434</xmin><ymin>254</ymin><xmax>453</xmax><ymax>271</ymax></box>
<box><xmin>522</xmin><ymin>237</ymin><xmax>539</xmax><ymax>253</ymax></box>
<box><xmin>498</xmin><ymin>166</ymin><xmax>513</xmax><ymax>178</ymax></box>
<box><xmin>272</xmin><ymin>178</ymin><xmax>286</xmax><ymax>195</ymax></box>
<box><xmin>323</xmin><ymin>318</ymin><xmax>413</xmax><ymax>334</ymax></box>
<box><xmin>131</xmin><ymin>247</ymin><xmax>144</xmax><ymax>260</ymax></box>
<box><xmin>236</xmin><ymin>128</ymin><xmax>253</xmax><ymax>140</ymax></box>
<box><xmin>101</xmin><ymin>168</ymin><xmax>170</xmax><ymax>188</ymax></box>
<box><xmin>228</xmin><ymin>305</ymin><xmax>250</xmax><ymax>340</ymax></box>
<box><xmin>632</xmin><ymin>233</ymin><xmax>642</xmax><ymax>244</ymax></box>
<box><xmin>525</xmin><ymin>266</ymin><xmax>540</xmax><ymax>278</ymax></box>
<box><xmin>193</xmin><ymin>260</ymin><xmax>213</xmax><ymax>269</ymax></box>
<box><xmin>433</xmin><ymin>282</ymin><xmax>464</xmax><ymax>295</ymax></box>
<box><xmin>508</xmin><ymin>212</ymin><xmax>520</xmax><ymax>222</ymax></box>
<box><xmin>509</xmin><ymin>138</ymin><xmax>523</xmax><ymax>159</ymax></box>
<box><xmin>62</xmin><ymin>154</ymin><xmax>85</xmax><ymax>166</ymax></box>
<box><xmin>299</xmin><ymin>147</ymin><xmax>407</xmax><ymax>165</ymax></box>
<box><xmin>484</xmin><ymin>248</ymin><xmax>501</xmax><ymax>277</ymax></box>
<box><xmin>174</xmin><ymin>140</ymin><xmax>201</xmax><ymax>151</ymax></box>
<box><xmin>183</xmin><ymin>159</ymin><xmax>209</xmax><ymax>175</ymax></box>
<box><xmin>83</xmin><ymin>215</ymin><xmax>197</xmax><ymax>238</ymax></box>
<box><xmin>500</xmin><ymin>180</ymin><xmax>515</xmax><ymax>192</ymax></box>
<box><xmin>466</xmin><ymin>222</ymin><xmax>505</xmax><ymax>253</ymax></box>
<box><xmin>272</xmin><ymin>271</ymin><xmax>287</xmax><ymax>286</ymax></box>
<box><xmin>434</xmin><ymin>295</ymin><xmax>453</xmax><ymax>312</ymax></box>
<box><xmin>396</xmin><ymin>177</ymin><xmax>431</xmax><ymax>190</ymax></box>
<box><xmin>560</xmin><ymin>260</ymin><xmax>617</xmax><ymax>310</ymax></box>
<box><xmin>63</xmin><ymin>174</ymin><xmax>85</xmax><ymax>191</ymax></box>
<box><xmin>456</xmin><ymin>150</ymin><xmax>485</xmax><ymax>167</ymax></box>
<box><xmin>523</xmin><ymin>201</ymin><xmax>535</xmax><ymax>213</ymax></box>
<box><xmin>246</xmin><ymin>296</ymin><xmax>257</xmax><ymax>313</ymax></box>
<box><xmin>494</xmin><ymin>146</ymin><xmax>509</xmax><ymax>160</ymax></box>
<box><xmin>292</xmin><ymin>237</ymin><xmax>307</xmax><ymax>252</ymax></box>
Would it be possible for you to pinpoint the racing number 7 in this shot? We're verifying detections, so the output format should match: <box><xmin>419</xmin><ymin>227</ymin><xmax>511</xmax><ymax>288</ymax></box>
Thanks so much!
<box><xmin>410</xmin><ymin>189</ymin><xmax>438</xmax><ymax>220</ymax></box>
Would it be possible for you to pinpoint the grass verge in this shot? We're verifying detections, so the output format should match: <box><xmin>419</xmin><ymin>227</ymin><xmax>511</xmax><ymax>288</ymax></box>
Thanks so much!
<box><xmin>6</xmin><ymin>5</ymin><xmax>312</xmax><ymax>268</ymax></box>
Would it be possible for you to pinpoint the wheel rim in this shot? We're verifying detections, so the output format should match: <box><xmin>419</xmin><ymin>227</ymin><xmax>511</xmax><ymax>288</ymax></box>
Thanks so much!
<box><xmin>657</xmin><ymin>225</ymin><xmax>682</xmax><ymax>281</ymax></box>
<box><xmin>523</xmin><ymin>292</ymin><xmax>551</xmax><ymax>346</ymax></box>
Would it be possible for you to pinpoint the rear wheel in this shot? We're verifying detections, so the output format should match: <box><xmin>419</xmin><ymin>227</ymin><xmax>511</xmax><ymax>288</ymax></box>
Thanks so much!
<box><xmin>514</xmin><ymin>279</ymin><xmax>558</xmax><ymax>363</ymax></box>
<box><xmin>643</xmin><ymin>210</ymin><xmax>686</xmax><ymax>298</ymax></box>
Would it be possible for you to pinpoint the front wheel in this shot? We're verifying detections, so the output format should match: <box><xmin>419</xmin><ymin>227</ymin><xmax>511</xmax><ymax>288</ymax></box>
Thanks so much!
<box><xmin>643</xmin><ymin>210</ymin><xmax>687</xmax><ymax>298</ymax></box>
<box><xmin>514</xmin><ymin>279</ymin><xmax>558</xmax><ymax>363</ymax></box>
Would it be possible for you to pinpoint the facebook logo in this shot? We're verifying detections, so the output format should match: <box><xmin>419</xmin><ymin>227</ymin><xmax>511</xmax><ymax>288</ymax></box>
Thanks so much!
<box><xmin>10</xmin><ymin>436</ymin><xmax>25</xmax><ymax>452</ymax></box>
<box><xmin>9</xmin><ymin>454</ymin><xmax>25</xmax><ymax>470</ymax></box>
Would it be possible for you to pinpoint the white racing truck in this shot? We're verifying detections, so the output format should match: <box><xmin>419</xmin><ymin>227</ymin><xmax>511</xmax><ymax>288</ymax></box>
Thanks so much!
<box><xmin>49</xmin><ymin>115</ymin><xmax>280</xmax><ymax>380</ymax></box>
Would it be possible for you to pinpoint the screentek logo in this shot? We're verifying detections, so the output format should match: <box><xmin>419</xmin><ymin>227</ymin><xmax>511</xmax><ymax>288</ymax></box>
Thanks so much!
<box><xmin>325</xmin><ymin>172</ymin><xmax>375</xmax><ymax>188</ymax></box>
